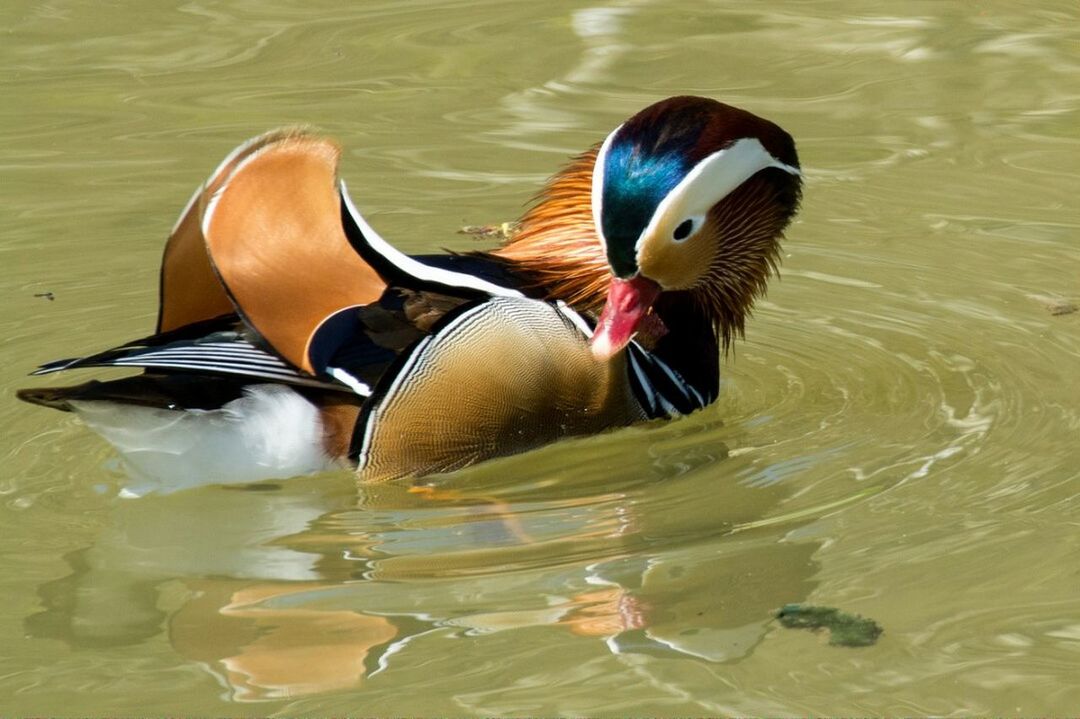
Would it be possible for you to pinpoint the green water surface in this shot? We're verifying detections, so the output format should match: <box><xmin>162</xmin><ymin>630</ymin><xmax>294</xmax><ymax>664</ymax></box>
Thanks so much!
<box><xmin>2</xmin><ymin>0</ymin><xmax>1079</xmax><ymax>715</ymax></box>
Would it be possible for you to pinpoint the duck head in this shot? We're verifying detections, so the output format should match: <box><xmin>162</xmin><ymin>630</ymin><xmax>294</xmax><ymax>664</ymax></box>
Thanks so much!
<box><xmin>589</xmin><ymin>96</ymin><xmax>802</xmax><ymax>359</ymax></box>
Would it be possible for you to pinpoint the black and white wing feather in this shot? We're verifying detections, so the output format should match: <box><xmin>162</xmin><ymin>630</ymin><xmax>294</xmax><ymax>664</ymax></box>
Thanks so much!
<box><xmin>30</xmin><ymin>328</ymin><xmax>349</xmax><ymax>393</ymax></box>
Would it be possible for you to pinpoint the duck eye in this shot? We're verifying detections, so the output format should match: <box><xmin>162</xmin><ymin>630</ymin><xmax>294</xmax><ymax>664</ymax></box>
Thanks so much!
<box><xmin>673</xmin><ymin>218</ymin><xmax>694</xmax><ymax>241</ymax></box>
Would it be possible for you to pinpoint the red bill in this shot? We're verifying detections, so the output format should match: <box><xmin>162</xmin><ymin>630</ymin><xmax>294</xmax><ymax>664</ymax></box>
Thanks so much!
<box><xmin>590</xmin><ymin>275</ymin><xmax>662</xmax><ymax>360</ymax></box>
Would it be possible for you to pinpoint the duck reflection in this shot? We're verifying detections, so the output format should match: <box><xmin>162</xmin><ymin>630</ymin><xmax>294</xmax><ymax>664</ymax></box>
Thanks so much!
<box><xmin>170</xmin><ymin>580</ymin><xmax>398</xmax><ymax>701</ymax></box>
<box><xmin>26</xmin><ymin>448</ymin><xmax>823</xmax><ymax>701</ymax></box>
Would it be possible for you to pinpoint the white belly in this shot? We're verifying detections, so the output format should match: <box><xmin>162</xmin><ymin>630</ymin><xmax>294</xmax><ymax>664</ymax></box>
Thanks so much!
<box><xmin>71</xmin><ymin>384</ymin><xmax>339</xmax><ymax>496</ymax></box>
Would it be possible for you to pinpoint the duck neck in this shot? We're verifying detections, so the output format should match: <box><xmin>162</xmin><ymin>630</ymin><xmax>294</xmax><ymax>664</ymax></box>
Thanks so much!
<box><xmin>650</xmin><ymin>292</ymin><xmax>721</xmax><ymax>398</ymax></box>
<box><xmin>484</xmin><ymin>148</ymin><xmax>609</xmax><ymax>315</ymax></box>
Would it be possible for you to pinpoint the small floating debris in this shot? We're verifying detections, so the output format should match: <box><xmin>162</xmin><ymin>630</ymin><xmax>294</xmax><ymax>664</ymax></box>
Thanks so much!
<box><xmin>458</xmin><ymin>222</ymin><xmax>519</xmax><ymax>241</ymax></box>
<box><xmin>1026</xmin><ymin>293</ymin><xmax>1077</xmax><ymax>316</ymax></box>
<box><xmin>34</xmin><ymin>291</ymin><xmax>55</xmax><ymax>301</ymax></box>
<box><xmin>1046</xmin><ymin>300</ymin><xmax>1077</xmax><ymax>316</ymax></box>
<box><xmin>776</xmin><ymin>603</ymin><xmax>883</xmax><ymax>647</ymax></box>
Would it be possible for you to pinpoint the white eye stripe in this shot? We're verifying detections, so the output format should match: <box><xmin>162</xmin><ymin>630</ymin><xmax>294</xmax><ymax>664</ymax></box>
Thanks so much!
<box><xmin>635</xmin><ymin>137</ymin><xmax>798</xmax><ymax>257</ymax></box>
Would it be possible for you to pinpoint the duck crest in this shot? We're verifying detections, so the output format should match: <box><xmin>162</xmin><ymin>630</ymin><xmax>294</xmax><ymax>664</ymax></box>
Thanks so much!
<box><xmin>488</xmin><ymin>148</ymin><xmax>610</xmax><ymax>315</ymax></box>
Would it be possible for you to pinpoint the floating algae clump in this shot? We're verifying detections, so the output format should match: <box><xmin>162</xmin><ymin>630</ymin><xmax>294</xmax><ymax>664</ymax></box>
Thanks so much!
<box><xmin>776</xmin><ymin>604</ymin><xmax>883</xmax><ymax>647</ymax></box>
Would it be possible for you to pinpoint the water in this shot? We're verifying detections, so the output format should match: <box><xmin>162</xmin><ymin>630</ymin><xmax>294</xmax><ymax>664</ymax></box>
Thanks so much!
<box><xmin>3</xmin><ymin>0</ymin><xmax>1079</xmax><ymax>714</ymax></box>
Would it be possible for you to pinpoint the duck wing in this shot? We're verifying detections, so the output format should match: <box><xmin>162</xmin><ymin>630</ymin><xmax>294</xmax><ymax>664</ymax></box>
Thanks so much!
<box><xmin>193</xmin><ymin>131</ymin><xmax>388</xmax><ymax>374</ymax></box>
<box><xmin>165</xmin><ymin>128</ymin><xmax>526</xmax><ymax>380</ymax></box>
<box><xmin>24</xmin><ymin>316</ymin><xmax>345</xmax><ymax>392</ymax></box>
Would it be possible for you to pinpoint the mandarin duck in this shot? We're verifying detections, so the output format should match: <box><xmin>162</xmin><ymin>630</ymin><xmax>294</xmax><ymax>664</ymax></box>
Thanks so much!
<box><xmin>17</xmin><ymin>96</ymin><xmax>801</xmax><ymax>493</ymax></box>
